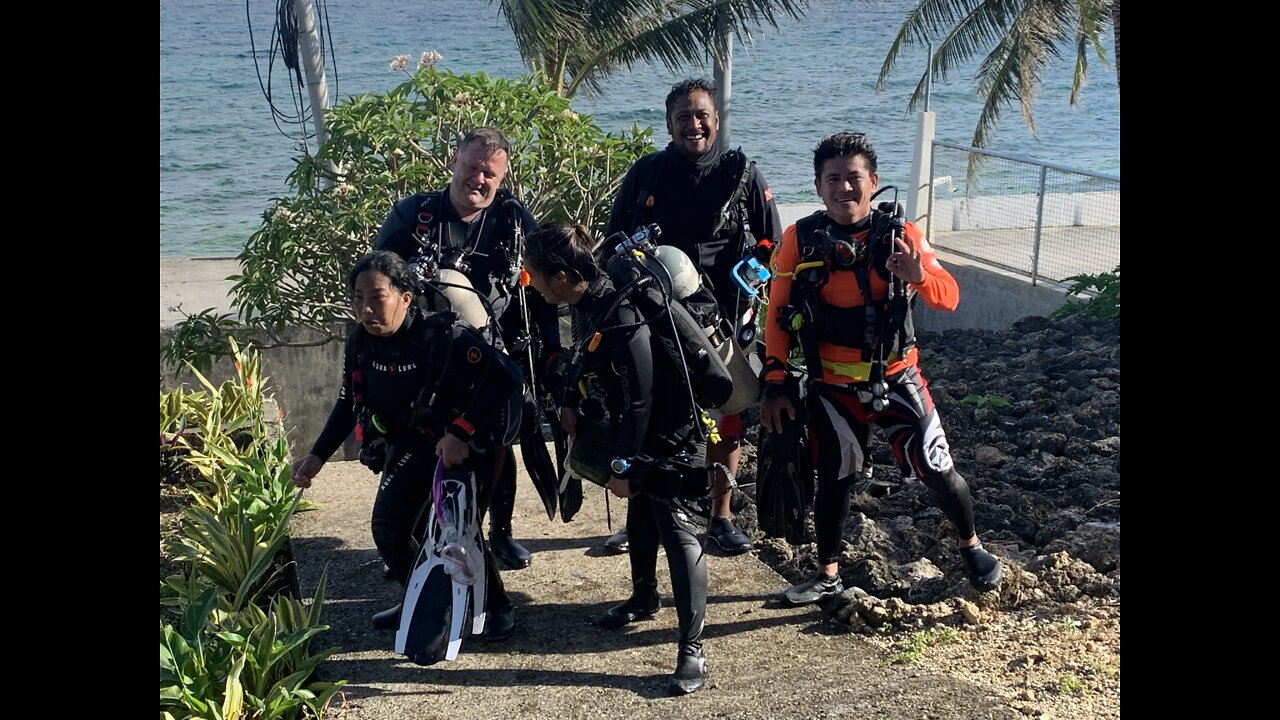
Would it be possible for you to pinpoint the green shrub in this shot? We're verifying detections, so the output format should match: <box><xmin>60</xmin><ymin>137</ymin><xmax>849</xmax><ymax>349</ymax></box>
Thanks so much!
<box><xmin>1052</xmin><ymin>264</ymin><xmax>1120</xmax><ymax>320</ymax></box>
<box><xmin>164</xmin><ymin>68</ymin><xmax>653</xmax><ymax>371</ymax></box>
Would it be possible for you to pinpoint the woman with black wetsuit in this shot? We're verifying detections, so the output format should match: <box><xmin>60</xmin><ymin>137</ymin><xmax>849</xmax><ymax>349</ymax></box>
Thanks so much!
<box><xmin>522</xmin><ymin>223</ymin><xmax>711</xmax><ymax>695</ymax></box>
<box><xmin>291</xmin><ymin>250</ymin><xmax>523</xmax><ymax>640</ymax></box>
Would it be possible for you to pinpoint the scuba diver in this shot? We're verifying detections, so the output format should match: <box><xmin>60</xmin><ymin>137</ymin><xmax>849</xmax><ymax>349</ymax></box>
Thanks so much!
<box><xmin>760</xmin><ymin>132</ymin><xmax>1003</xmax><ymax>606</ymax></box>
<box><xmin>292</xmin><ymin>250</ymin><xmax>524</xmax><ymax>639</ymax></box>
<box><xmin>523</xmin><ymin>223</ymin><xmax>712</xmax><ymax>695</ymax></box>
<box><xmin>375</xmin><ymin>126</ymin><xmax>569</xmax><ymax>570</ymax></box>
<box><xmin>602</xmin><ymin>77</ymin><xmax>783</xmax><ymax>557</ymax></box>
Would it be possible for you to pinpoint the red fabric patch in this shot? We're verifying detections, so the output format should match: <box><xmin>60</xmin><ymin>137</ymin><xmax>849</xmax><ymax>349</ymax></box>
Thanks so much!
<box><xmin>717</xmin><ymin>412</ymin><xmax>744</xmax><ymax>438</ymax></box>
<box><xmin>763</xmin><ymin>187</ymin><xmax>774</xmax><ymax>202</ymax></box>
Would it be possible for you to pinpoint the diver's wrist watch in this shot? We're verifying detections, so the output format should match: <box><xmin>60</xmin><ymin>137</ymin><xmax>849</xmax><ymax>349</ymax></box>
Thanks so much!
<box><xmin>609</xmin><ymin>456</ymin><xmax>632</xmax><ymax>476</ymax></box>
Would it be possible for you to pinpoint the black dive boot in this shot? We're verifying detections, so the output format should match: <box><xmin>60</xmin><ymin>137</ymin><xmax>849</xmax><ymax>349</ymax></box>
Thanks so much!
<box><xmin>707</xmin><ymin>516</ymin><xmax>752</xmax><ymax>555</ymax></box>
<box><xmin>371</xmin><ymin>602</ymin><xmax>403</xmax><ymax>630</ymax></box>
<box><xmin>669</xmin><ymin>643</ymin><xmax>708</xmax><ymax>695</ymax></box>
<box><xmin>960</xmin><ymin>543</ymin><xmax>1002</xmax><ymax>592</ymax></box>
<box><xmin>598</xmin><ymin>582</ymin><xmax>661</xmax><ymax>628</ymax></box>
<box><xmin>784</xmin><ymin>571</ymin><xmax>844</xmax><ymax>606</ymax></box>
<box><xmin>489</xmin><ymin>528</ymin><xmax>531</xmax><ymax>570</ymax></box>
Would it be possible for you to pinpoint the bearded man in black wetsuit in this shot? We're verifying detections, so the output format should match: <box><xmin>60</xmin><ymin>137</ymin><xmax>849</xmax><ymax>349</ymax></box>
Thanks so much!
<box><xmin>375</xmin><ymin>127</ymin><xmax>563</xmax><ymax>571</ymax></box>
<box><xmin>602</xmin><ymin>78</ymin><xmax>783</xmax><ymax>556</ymax></box>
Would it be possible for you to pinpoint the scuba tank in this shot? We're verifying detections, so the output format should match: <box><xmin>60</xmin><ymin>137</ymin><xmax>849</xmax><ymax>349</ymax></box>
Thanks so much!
<box><xmin>418</xmin><ymin>268</ymin><xmax>491</xmax><ymax>330</ymax></box>
<box><xmin>605</xmin><ymin>226</ymin><xmax>734</xmax><ymax>410</ymax></box>
<box><xmin>625</xmin><ymin>230</ymin><xmax>760</xmax><ymax>415</ymax></box>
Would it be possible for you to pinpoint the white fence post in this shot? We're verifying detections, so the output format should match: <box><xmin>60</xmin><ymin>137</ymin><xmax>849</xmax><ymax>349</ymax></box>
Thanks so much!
<box><xmin>907</xmin><ymin>111</ymin><xmax>936</xmax><ymax>234</ymax></box>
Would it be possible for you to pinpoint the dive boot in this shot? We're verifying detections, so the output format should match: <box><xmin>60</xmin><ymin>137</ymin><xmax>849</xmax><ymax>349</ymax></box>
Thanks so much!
<box><xmin>482</xmin><ymin>604</ymin><xmax>516</xmax><ymax>640</ymax></box>
<box><xmin>961</xmin><ymin>543</ymin><xmax>1002</xmax><ymax>592</ymax></box>
<box><xmin>603</xmin><ymin>527</ymin><xmax>630</xmax><ymax>555</ymax></box>
<box><xmin>707</xmin><ymin>516</ymin><xmax>752</xmax><ymax>555</ymax></box>
<box><xmin>784</xmin><ymin>572</ymin><xmax>844</xmax><ymax>606</ymax></box>
<box><xmin>371</xmin><ymin>602</ymin><xmax>403</xmax><ymax>630</ymax></box>
<box><xmin>598</xmin><ymin>587</ymin><xmax>661</xmax><ymax>628</ymax></box>
<box><xmin>489</xmin><ymin>529</ymin><xmax>531</xmax><ymax>570</ymax></box>
<box><xmin>669</xmin><ymin>643</ymin><xmax>708</xmax><ymax>695</ymax></box>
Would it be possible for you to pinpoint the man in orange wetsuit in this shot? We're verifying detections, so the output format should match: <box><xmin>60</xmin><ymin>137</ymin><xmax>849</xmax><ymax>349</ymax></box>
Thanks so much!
<box><xmin>760</xmin><ymin>132</ymin><xmax>1002</xmax><ymax>605</ymax></box>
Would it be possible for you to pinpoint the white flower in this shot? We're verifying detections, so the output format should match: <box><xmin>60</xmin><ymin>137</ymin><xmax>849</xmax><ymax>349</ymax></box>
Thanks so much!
<box><xmin>562</xmin><ymin>110</ymin><xmax>580</xmax><ymax>121</ymax></box>
<box><xmin>389</xmin><ymin>54</ymin><xmax>411</xmax><ymax>72</ymax></box>
<box><xmin>418</xmin><ymin>51</ymin><xmax>443</xmax><ymax>68</ymax></box>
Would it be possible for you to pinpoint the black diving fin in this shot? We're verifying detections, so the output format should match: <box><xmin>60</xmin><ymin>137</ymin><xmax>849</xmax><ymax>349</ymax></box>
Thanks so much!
<box><xmin>756</xmin><ymin>378</ymin><xmax>814</xmax><ymax>545</ymax></box>
<box><xmin>518</xmin><ymin>393</ymin><xmax>559</xmax><ymax>522</ymax></box>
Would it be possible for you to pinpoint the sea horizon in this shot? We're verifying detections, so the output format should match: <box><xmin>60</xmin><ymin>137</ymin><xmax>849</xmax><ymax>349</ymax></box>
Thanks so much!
<box><xmin>160</xmin><ymin>0</ymin><xmax>1120</xmax><ymax>258</ymax></box>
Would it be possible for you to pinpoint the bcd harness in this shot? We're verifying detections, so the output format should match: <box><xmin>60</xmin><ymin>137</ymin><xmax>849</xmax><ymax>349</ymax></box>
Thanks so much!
<box><xmin>557</xmin><ymin>240</ymin><xmax>734</xmax><ymax>456</ymax></box>
<box><xmin>773</xmin><ymin>200</ymin><xmax>917</xmax><ymax>411</ymax></box>
<box><xmin>629</xmin><ymin>148</ymin><xmax>768</xmax><ymax>302</ymax></box>
<box><xmin>385</xmin><ymin>187</ymin><xmax>527</xmax><ymax>341</ymax></box>
<box><xmin>350</xmin><ymin>311</ymin><xmax>522</xmax><ymax>470</ymax></box>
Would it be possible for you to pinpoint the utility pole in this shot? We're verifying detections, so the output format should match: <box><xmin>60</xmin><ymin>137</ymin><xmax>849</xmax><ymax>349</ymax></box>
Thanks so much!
<box><xmin>713</xmin><ymin>16</ymin><xmax>733</xmax><ymax>153</ymax></box>
<box><xmin>293</xmin><ymin>0</ymin><xmax>334</xmax><ymax>183</ymax></box>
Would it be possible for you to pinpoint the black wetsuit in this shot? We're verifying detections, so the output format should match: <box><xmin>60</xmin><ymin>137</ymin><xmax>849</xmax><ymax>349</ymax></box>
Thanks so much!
<box><xmin>606</xmin><ymin>143</ymin><xmax>782</xmax><ymax>320</ymax></box>
<box><xmin>376</xmin><ymin>188</ymin><xmax>562</xmax><ymax>535</ymax></box>
<box><xmin>309</xmin><ymin>310</ymin><xmax>522</xmax><ymax>608</ymax></box>
<box><xmin>564</xmin><ymin>276</ymin><xmax>710</xmax><ymax>648</ymax></box>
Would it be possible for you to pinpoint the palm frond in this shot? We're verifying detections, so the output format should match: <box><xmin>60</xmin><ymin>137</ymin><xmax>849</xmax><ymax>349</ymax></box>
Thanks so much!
<box><xmin>509</xmin><ymin>0</ymin><xmax>810</xmax><ymax>98</ymax></box>
<box><xmin>900</xmin><ymin>0</ymin><xmax>1018</xmax><ymax>113</ymax></box>
<box><xmin>970</xmin><ymin>29</ymin><xmax>1030</xmax><ymax>148</ymax></box>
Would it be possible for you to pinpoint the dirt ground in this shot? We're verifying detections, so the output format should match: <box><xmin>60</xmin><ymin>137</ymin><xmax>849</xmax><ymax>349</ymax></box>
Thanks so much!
<box><xmin>283</xmin><ymin>459</ymin><xmax>1021</xmax><ymax>720</ymax></box>
<box><xmin>160</xmin><ymin>315</ymin><xmax>1119</xmax><ymax>719</ymax></box>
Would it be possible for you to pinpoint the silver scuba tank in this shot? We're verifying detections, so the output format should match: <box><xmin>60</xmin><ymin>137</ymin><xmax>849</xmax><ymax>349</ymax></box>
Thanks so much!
<box><xmin>424</xmin><ymin>268</ymin><xmax>490</xmax><ymax>330</ymax></box>
<box><xmin>642</xmin><ymin>245</ymin><xmax>760</xmax><ymax>416</ymax></box>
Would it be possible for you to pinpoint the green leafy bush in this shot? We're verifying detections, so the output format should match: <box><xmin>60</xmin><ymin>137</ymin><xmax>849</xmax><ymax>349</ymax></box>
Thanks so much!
<box><xmin>161</xmin><ymin>345</ymin><xmax>341</xmax><ymax>718</ymax></box>
<box><xmin>1052</xmin><ymin>264</ymin><xmax>1120</xmax><ymax>320</ymax></box>
<box><xmin>164</xmin><ymin>68</ymin><xmax>653</xmax><ymax>370</ymax></box>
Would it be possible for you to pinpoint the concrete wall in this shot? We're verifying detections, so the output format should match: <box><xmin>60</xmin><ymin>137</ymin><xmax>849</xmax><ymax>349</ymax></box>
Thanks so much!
<box><xmin>160</xmin><ymin>324</ymin><xmax>360</xmax><ymax>461</ymax></box>
<box><xmin>915</xmin><ymin>254</ymin><xmax>1074</xmax><ymax>333</ymax></box>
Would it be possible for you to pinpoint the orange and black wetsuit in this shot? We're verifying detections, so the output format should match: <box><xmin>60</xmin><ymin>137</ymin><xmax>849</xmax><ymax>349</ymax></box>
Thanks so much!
<box><xmin>763</xmin><ymin>212</ymin><xmax>980</xmax><ymax>566</ymax></box>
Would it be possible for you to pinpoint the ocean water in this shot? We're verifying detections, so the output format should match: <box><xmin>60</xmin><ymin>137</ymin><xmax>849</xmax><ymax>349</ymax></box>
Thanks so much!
<box><xmin>160</xmin><ymin>0</ymin><xmax>1120</xmax><ymax>257</ymax></box>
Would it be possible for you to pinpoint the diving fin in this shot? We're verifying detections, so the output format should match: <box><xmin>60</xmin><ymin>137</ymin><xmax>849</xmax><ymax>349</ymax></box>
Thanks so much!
<box><xmin>558</xmin><ymin>471</ymin><xmax>583</xmax><ymax>523</ymax></box>
<box><xmin>549</xmin><ymin>398</ymin><xmax>576</xmax><ymax>522</ymax></box>
<box><xmin>756</xmin><ymin>379</ymin><xmax>814</xmax><ymax>545</ymax></box>
<box><xmin>518</xmin><ymin>394</ymin><xmax>559</xmax><ymax>522</ymax></box>
<box><xmin>397</xmin><ymin>462</ymin><xmax>486</xmax><ymax>665</ymax></box>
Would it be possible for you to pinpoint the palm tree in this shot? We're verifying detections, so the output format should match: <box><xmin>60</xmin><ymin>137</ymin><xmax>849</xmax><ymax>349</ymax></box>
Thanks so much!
<box><xmin>494</xmin><ymin>0</ymin><xmax>811</xmax><ymax>98</ymax></box>
<box><xmin>876</xmin><ymin>0</ymin><xmax>1119</xmax><ymax>151</ymax></box>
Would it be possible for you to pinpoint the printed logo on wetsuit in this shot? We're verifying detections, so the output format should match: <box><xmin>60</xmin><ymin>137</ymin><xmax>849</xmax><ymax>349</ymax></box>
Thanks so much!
<box><xmin>466</xmin><ymin>347</ymin><xmax>482</xmax><ymax>364</ymax></box>
<box><xmin>764</xmin><ymin>187</ymin><xmax>773</xmax><ymax>202</ymax></box>
<box><xmin>372</xmin><ymin>361</ymin><xmax>417</xmax><ymax>374</ymax></box>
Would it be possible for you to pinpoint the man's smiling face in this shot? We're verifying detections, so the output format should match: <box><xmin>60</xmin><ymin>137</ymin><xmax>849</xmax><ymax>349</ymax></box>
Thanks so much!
<box><xmin>816</xmin><ymin>153</ymin><xmax>878</xmax><ymax>225</ymax></box>
<box><xmin>666</xmin><ymin>90</ymin><xmax>719</xmax><ymax>160</ymax></box>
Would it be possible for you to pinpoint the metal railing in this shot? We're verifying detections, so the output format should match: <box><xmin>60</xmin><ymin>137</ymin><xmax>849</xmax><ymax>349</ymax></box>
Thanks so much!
<box><xmin>926</xmin><ymin>141</ymin><xmax>1120</xmax><ymax>285</ymax></box>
